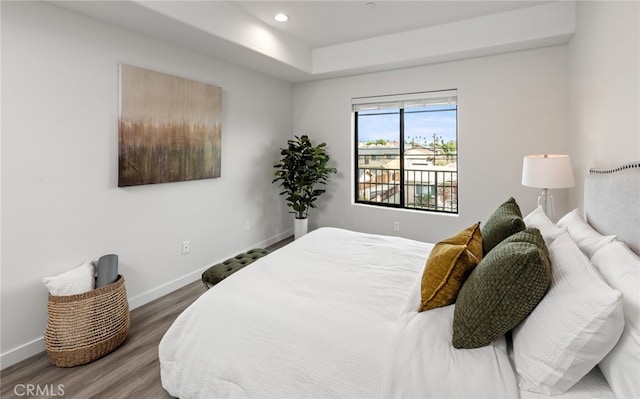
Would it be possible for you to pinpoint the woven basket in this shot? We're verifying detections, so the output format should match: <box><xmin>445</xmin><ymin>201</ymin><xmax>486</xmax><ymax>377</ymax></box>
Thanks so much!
<box><xmin>44</xmin><ymin>275</ymin><xmax>130</xmax><ymax>367</ymax></box>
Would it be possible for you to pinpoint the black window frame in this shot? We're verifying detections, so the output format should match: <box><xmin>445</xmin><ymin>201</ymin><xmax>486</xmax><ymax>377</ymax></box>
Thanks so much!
<box><xmin>353</xmin><ymin>91</ymin><xmax>458</xmax><ymax>214</ymax></box>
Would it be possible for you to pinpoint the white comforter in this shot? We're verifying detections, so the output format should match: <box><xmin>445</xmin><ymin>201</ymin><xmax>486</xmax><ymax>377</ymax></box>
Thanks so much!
<box><xmin>159</xmin><ymin>227</ymin><xmax>519</xmax><ymax>398</ymax></box>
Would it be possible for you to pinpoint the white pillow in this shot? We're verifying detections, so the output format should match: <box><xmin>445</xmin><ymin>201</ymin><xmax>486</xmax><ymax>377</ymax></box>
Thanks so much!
<box><xmin>523</xmin><ymin>206</ymin><xmax>567</xmax><ymax>244</ymax></box>
<box><xmin>512</xmin><ymin>232</ymin><xmax>624</xmax><ymax>395</ymax></box>
<box><xmin>557</xmin><ymin>209</ymin><xmax>616</xmax><ymax>257</ymax></box>
<box><xmin>43</xmin><ymin>261</ymin><xmax>95</xmax><ymax>296</ymax></box>
<box><xmin>592</xmin><ymin>241</ymin><xmax>640</xmax><ymax>399</ymax></box>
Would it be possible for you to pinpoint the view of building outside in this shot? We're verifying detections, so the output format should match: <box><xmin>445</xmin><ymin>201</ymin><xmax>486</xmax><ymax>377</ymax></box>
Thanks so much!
<box><xmin>355</xmin><ymin>102</ymin><xmax>457</xmax><ymax>213</ymax></box>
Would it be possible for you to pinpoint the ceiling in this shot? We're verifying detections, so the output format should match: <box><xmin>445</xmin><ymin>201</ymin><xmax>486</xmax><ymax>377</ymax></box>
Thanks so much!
<box><xmin>231</xmin><ymin>1</ymin><xmax>549</xmax><ymax>48</ymax></box>
<box><xmin>52</xmin><ymin>1</ymin><xmax>575</xmax><ymax>82</ymax></box>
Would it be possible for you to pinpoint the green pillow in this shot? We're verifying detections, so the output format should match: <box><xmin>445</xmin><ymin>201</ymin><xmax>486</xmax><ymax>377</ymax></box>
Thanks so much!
<box><xmin>481</xmin><ymin>197</ymin><xmax>525</xmax><ymax>255</ymax></box>
<box><xmin>452</xmin><ymin>230</ymin><xmax>551</xmax><ymax>349</ymax></box>
<box><xmin>502</xmin><ymin>227</ymin><xmax>550</xmax><ymax>259</ymax></box>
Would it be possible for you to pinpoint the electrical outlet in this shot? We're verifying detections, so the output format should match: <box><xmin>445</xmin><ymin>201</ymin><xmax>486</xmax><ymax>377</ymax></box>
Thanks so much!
<box><xmin>393</xmin><ymin>221</ymin><xmax>400</xmax><ymax>231</ymax></box>
<box><xmin>245</xmin><ymin>220</ymin><xmax>251</xmax><ymax>231</ymax></box>
<box><xmin>182</xmin><ymin>241</ymin><xmax>190</xmax><ymax>255</ymax></box>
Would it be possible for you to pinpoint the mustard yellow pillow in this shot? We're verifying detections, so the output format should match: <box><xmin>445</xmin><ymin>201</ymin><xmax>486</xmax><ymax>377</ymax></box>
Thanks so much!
<box><xmin>419</xmin><ymin>223</ymin><xmax>483</xmax><ymax>312</ymax></box>
<box><xmin>440</xmin><ymin>221</ymin><xmax>483</xmax><ymax>261</ymax></box>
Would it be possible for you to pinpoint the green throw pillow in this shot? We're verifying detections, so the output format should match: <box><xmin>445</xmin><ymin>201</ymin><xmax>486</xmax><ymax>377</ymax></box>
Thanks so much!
<box><xmin>452</xmin><ymin>230</ymin><xmax>551</xmax><ymax>349</ymax></box>
<box><xmin>481</xmin><ymin>197</ymin><xmax>525</xmax><ymax>255</ymax></box>
<box><xmin>502</xmin><ymin>227</ymin><xmax>550</xmax><ymax>259</ymax></box>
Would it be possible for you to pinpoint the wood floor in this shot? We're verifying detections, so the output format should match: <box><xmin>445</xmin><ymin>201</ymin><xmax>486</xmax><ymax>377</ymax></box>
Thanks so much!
<box><xmin>0</xmin><ymin>237</ymin><xmax>293</xmax><ymax>399</ymax></box>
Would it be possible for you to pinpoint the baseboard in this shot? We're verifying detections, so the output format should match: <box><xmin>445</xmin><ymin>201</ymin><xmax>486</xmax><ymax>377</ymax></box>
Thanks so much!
<box><xmin>0</xmin><ymin>230</ymin><xmax>293</xmax><ymax>370</ymax></box>
<box><xmin>0</xmin><ymin>338</ymin><xmax>46</xmax><ymax>370</ymax></box>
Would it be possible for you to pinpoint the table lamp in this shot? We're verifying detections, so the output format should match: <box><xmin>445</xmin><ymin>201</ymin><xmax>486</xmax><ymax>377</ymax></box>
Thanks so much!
<box><xmin>522</xmin><ymin>154</ymin><xmax>575</xmax><ymax>221</ymax></box>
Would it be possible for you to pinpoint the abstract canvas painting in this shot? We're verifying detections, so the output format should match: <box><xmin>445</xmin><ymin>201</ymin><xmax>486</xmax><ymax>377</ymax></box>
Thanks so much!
<box><xmin>118</xmin><ymin>64</ymin><xmax>222</xmax><ymax>187</ymax></box>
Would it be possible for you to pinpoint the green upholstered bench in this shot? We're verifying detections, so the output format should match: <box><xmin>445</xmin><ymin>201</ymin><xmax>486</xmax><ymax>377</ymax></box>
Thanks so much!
<box><xmin>201</xmin><ymin>248</ymin><xmax>269</xmax><ymax>289</ymax></box>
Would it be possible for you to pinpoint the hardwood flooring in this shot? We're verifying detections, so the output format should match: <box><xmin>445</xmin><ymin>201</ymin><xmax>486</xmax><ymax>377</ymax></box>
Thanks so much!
<box><xmin>0</xmin><ymin>237</ymin><xmax>293</xmax><ymax>399</ymax></box>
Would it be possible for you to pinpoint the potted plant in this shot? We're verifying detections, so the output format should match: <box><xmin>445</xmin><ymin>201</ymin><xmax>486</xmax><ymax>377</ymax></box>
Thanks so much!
<box><xmin>273</xmin><ymin>135</ymin><xmax>337</xmax><ymax>239</ymax></box>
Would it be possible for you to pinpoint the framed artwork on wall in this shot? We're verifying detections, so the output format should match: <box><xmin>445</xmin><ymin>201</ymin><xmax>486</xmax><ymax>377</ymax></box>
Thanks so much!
<box><xmin>118</xmin><ymin>64</ymin><xmax>222</xmax><ymax>187</ymax></box>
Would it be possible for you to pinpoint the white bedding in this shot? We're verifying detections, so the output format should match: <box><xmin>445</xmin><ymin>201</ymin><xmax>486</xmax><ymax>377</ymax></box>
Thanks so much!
<box><xmin>382</xmin><ymin>272</ymin><xmax>518</xmax><ymax>398</ymax></box>
<box><xmin>159</xmin><ymin>227</ymin><xmax>520</xmax><ymax>398</ymax></box>
<box><xmin>519</xmin><ymin>367</ymin><xmax>615</xmax><ymax>399</ymax></box>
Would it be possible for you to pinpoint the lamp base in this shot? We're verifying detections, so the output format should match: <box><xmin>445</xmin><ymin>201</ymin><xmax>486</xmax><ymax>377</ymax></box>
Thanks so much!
<box><xmin>537</xmin><ymin>188</ymin><xmax>555</xmax><ymax>221</ymax></box>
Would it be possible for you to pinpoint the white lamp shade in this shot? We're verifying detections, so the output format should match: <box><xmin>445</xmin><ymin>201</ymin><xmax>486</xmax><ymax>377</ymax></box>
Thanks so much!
<box><xmin>522</xmin><ymin>154</ymin><xmax>575</xmax><ymax>189</ymax></box>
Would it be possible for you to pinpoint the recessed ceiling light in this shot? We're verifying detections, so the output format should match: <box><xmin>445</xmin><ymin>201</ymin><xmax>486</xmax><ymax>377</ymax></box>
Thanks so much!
<box><xmin>274</xmin><ymin>13</ymin><xmax>289</xmax><ymax>22</ymax></box>
<box><xmin>365</xmin><ymin>2</ymin><xmax>376</xmax><ymax>10</ymax></box>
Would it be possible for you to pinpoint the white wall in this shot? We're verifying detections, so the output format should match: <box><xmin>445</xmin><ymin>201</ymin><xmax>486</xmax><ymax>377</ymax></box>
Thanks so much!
<box><xmin>293</xmin><ymin>46</ymin><xmax>570</xmax><ymax>242</ymax></box>
<box><xmin>1</xmin><ymin>1</ymin><xmax>292</xmax><ymax>367</ymax></box>
<box><xmin>568</xmin><ymin>1</ymin><xmax>640</xmax><ymax>211</ymax></box>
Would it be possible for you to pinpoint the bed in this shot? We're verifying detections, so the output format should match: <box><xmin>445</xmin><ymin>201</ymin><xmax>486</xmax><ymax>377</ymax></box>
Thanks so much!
<box><xmin>159</xmin><ymin>162</ymin><xmax>639</xmax><ymax>399</ymax></box>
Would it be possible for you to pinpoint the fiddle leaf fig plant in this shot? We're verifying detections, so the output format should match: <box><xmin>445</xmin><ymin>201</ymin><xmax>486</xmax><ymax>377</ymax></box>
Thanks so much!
<box><xmin>273</xmin><ymin>135</ymin><xmax>337</xmax><ymax>220</ymax></box>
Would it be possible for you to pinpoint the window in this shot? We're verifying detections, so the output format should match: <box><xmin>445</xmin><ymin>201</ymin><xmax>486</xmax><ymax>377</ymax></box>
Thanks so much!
<box><xmin>353</xmin><ymin>90</ymin><xmax>458</xmax><ymax>213</ymax></box>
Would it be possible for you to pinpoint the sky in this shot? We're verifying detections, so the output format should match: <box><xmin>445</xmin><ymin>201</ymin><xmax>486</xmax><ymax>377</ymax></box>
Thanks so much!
<box><xmin>357</xmin><ymin>105</ymin><xmax>456</xmax><ymax>145</ymax></box>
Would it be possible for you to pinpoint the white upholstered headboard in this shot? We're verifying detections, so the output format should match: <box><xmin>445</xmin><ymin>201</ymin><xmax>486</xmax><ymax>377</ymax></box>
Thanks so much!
<box><xmin>584</xmin><ymin>162</ymin><xmax>640</xmax><ymax>255</ymax></box>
